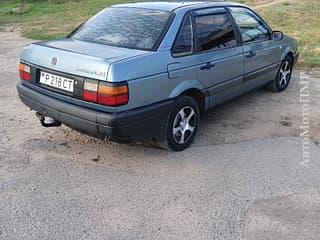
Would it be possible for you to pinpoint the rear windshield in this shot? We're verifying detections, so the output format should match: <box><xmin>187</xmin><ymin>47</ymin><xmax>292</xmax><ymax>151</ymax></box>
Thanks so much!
<box><xmin>71</xmin><ymin>7</ymin><xmax>172</xmax><ymax>51</ymax></box>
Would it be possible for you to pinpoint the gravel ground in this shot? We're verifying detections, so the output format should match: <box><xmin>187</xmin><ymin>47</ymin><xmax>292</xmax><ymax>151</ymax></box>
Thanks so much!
<box><xmin>0</xmin><ymin>32</ymin><xmax>320</xmax><ymax>240</ymax></box>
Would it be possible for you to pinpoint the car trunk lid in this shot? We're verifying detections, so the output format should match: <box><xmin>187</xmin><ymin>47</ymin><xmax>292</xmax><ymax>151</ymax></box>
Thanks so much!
<box><xmin>21</xmin><ymin>38</ymin><xmax>148</xmax><ymax>81</ymax></box>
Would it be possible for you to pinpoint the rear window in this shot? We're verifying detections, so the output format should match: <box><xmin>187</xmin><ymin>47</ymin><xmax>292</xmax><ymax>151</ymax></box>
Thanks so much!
<box><xmin>71</xmin><ymin>7</ymin><xmax>172</xmax><ymax>51</ymax></box>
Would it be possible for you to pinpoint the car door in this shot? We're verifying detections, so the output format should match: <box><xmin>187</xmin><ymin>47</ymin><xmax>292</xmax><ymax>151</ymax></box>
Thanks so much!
<box><xmin>192</xmin><ymin>8</ymin><xmax>245</xmax><ymax>107</ymax></box>
<box><xmin>228</xmin><ymin>7</ymin><xmax>283</xmax><ymax>90</ymax></box>
<box><xmin>168</xmin><ymin>8</ymin><xmax>245</xmax><ymax>109</ymax></box>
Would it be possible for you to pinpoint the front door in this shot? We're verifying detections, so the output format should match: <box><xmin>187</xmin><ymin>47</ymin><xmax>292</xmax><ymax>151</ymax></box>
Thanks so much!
<box><xmin>229</xmin><ymin>7</ymin><xmax>282</xmax><ymax>90</ymax></box>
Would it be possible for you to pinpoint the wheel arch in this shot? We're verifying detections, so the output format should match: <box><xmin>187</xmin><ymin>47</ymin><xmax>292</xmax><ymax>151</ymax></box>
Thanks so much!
<box><xmin>168</xmin><ymin>80</ymin><xmax>208</xmax><ymax>112</ymax></box>
<box><xmin>180</xmin><ymin>88</ymin><xmax>206</xmax><ymax>113</ymax></box>
<box><xmin>287</xmin><ymin>52</ymin><xmax>294</xmax><ymax>64</ymax></box>
<box><xmin>281</xmin><ymin>46</ymin><xmax>295</xmax><ymax>63</ymax></box>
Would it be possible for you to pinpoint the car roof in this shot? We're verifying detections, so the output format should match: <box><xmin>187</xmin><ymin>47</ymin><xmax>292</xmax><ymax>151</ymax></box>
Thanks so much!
<box><xmin>111</xmin><ymin>1</ymin><xmax>246</xmax><ymax>12</ymax></box>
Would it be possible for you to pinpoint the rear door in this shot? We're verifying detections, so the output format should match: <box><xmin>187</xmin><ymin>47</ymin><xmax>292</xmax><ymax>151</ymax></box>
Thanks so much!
<box><xmin>192</xmin><ymin>8</ymin><xmax>245</xmax><ymax>107</ymax></box>
<box><xmin>228</xmin><ymin>7</ymin><xmax>282</xmax><ymax>90</ymax></box>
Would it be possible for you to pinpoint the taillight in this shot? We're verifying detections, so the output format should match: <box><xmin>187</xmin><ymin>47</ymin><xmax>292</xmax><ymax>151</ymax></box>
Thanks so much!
<box><xmin>19</xmin><ymin>62</ymin><xmax>31</xmax><ymax>81</ymax></box>
<box><xmin>97</xmin><ymin>82</ymin><xmax>128</xmax><ymax>106</ymax></box>
<box><xmin>82</xmin><ymin>80</ymin><xmax>129</xmax><ymax>106</ymax></box>
<box><xmin>83</xmin><ymin>80</ymin><xmax>98</xmax><ymax>102</ymax></box>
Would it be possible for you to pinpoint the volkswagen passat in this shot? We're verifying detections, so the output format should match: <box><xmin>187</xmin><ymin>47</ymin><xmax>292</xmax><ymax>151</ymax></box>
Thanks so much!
<box><xmin>17</xmin><ymin>1</ymin><xmax>299</xmax><ymax>151</ymax></box>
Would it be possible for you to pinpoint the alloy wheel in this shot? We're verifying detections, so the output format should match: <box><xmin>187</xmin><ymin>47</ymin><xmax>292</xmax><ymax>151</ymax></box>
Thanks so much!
<box><xmin>172</xmin><ymin>106</ymin><xmax>196</xmax><ymax>144</ymax></box>
<box><xmin>278</xmin><ymin>61</ymin><xmax>292</xmax><ymax>88</ymax></box>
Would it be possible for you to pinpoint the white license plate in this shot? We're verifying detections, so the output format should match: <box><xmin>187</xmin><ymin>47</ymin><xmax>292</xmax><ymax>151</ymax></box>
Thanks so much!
<box><xmin>40</xmin><ymin>71</ymin><xmax>74</xmax><ymax>93</ymax></box>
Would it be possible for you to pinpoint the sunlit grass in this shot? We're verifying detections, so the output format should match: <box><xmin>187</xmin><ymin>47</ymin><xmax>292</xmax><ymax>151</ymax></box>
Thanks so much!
<box><xmin>0</xmin><ymin>0</ymin><xmax>127</xmax><ymax>39</ymax></box>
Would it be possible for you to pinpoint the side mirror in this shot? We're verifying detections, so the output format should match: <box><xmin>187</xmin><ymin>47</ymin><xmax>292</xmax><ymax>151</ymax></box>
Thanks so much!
<box><xmin>272</xmin><ymin>31</ymin><xmax>284</xmax><ymax>41</ymax></box>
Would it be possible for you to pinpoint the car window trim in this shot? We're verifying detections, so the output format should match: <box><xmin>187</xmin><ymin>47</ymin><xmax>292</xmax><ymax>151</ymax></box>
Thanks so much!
<box><xmin>67</xmin><ymin>22</ymin><xmax>85</xmax><ymax>38</ymax></box>
<box><xmin>227</xmin><ymin>6</ymin><xmax>273</xmax><ymax>45</ymax></box>
<box><xmin>153</xmin><ymin>12</ymin><xmax>176</xmax><ymax>52</ymax></box>
<box><xmin>171</xmin><ymin>12</ymin><xmax>196</xmax><ymax>58</ymax></box>
<box><xmin>224</xmin><ymin>7</ymin><xmax>243</xmax><ymax>45</ymax></box>
<box><xmin>171</xmin><ymin>6</ymin><xmax>244</xmax><ymax>58</ymax></box>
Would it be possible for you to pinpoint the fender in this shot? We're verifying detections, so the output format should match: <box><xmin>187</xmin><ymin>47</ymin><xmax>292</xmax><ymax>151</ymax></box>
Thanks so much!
<box><xmin>281</xmin><ymin>46</ymin><xmax>294</xmax><ymax>61</ymax></box>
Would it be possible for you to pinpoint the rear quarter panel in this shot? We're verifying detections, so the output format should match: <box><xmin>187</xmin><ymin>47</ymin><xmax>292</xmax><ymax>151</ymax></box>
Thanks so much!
<box><xmin>109</xmin><ymin>51</ymin><xmax>205</xmax><ymax>110</ymax></box>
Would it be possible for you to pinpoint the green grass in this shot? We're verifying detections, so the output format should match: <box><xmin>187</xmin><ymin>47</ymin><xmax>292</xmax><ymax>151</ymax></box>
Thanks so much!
<box><xmin>0</xmin><ymin>0</ymin><xmax>319</xmax><ymax>66</ymax></box>
<box><xmin>0</xmin><ymin>0</ymin><xmax>128</xmax><ymax>39</ymax></box>
<box><xmin>254</xmin><ymin>0</ymin><xmax>320</xmax><ymax>66</ymax></box>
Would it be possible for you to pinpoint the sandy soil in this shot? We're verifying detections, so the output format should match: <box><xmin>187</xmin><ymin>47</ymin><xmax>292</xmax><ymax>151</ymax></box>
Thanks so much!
<box><xmin>197</xmin><ymin>67</ymin><xmax>320</xmax><ymax>147</ymax></box>
<box><xmin>253</xmin><ymin>0</ymin><xmax>288</xmax><ymax>9</ymax></box>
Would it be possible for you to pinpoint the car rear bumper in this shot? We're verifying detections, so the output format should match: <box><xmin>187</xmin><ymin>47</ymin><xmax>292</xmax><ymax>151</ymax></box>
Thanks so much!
<box><xmin>17</xmin><ymin>82</ymin><xmax>173</xmax><ymax>141</ymax></box>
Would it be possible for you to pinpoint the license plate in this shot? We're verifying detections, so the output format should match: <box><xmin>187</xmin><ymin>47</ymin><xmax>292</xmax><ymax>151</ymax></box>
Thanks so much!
<box><xmin>40</xmin><ymin>71</ymin><xmax>74</xmax><ymax>93</ymax></box>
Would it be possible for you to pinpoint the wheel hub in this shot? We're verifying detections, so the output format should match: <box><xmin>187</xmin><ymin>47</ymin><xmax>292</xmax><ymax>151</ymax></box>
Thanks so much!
<box><xmin>279</xmin><ymin>61</ymin><xmax>291</xmax><ymax>87</ymax></box>
<box><xmin>173</xmin><ymin>106</ymin><xmax>196</xmax><ymax>144</ymax></box>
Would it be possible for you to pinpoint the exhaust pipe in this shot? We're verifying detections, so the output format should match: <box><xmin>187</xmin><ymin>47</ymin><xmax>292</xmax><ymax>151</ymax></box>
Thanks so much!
<box><xmin>35</xmin><ymin>112</ymin><xmax>61</xmax><ymax>128</ymax></box>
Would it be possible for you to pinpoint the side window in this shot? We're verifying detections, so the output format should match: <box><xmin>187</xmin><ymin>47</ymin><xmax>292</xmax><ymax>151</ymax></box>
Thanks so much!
<box><xmin>194</xmin><ymin>10</ymin><xmax>238</xmax><ymax>52</ymax></box>
<box><xmin>172</xmin><ymin>14</ymin><xmax>193</xmax><ymax>56</ymax></box>
<box><xmin>229</xmin><ymin>7</ymin><xmax>270</xmax><ymax>43</ymax></box>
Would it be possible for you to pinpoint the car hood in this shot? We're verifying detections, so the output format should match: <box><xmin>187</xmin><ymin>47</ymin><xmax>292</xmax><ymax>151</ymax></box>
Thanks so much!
<box><xmin>21</xmin><ymin>38</ymin><xmax>149</xmax><ymax>80</ymax></box>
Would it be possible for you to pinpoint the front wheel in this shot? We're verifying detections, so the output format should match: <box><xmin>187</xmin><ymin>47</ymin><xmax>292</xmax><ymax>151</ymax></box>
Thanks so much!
<box><xmin>158</xmin><ymin>96</ymin><xmax>200</xmax><ymax>151</ymax></box>
<box><xmin>267</xmin><ymin>55</ymin><xmax>293</xmax><ymax>92</ymax></box>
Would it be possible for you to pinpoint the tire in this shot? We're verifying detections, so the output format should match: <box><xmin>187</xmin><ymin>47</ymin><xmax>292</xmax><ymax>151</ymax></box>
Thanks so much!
<box><xmin>267</xmin><ymin>55</ymin><xmax>293</xmax><ymax>92</ymax></box>
<box><xmin>158</xmin><ymin>96</ymin><xmax>200</xmax><ymax>151</ymax></box>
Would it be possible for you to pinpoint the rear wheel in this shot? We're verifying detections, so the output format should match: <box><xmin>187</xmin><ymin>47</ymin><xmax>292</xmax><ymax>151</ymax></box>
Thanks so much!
<box><xmin>267</xmin><ymin>55</ymin><xmax>293</xmax><ymax>92</ymax></box>
<box><xmin>158</xmin><ymin>96</ymin><xmax>200</xmax><ymax>151</ymax></box>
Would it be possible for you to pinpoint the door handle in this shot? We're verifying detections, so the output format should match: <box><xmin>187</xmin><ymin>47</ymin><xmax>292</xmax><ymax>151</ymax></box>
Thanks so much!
<box><xmin>200</xmin><ymin>62</ymin><xmax>215</xmax><ymax>70</ymax></box>
<box><xmin>245</xmin><ymin>51</ymin><xmax>256</xmax><ymax>58</ymax></box>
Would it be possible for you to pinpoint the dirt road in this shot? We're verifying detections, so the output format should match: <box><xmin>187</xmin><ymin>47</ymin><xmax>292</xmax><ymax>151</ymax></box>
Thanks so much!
<box><xmin>0</xmin><ymin>32</ymin><xmax>320</xmax><ymax>240</ymax></box>
<box><xmin>253</xmin><ymin>0</ymin><xmax>288</xmax><ymax>9</ymax></box>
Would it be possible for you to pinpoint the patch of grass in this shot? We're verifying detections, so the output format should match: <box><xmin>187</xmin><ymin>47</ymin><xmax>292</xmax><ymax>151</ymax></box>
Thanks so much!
<box><xmin>0</xmin><ymin>0</ymin><xmax>127</xmax><ymax>39</ymax></box>
<box><xmin>0</xmin><ymin>0</ymin><xmax>319</xmax><ymax>66</ymax></box>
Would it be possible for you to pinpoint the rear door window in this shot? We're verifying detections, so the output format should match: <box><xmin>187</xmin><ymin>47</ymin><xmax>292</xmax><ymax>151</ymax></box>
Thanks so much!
<box><xmin>194</xmin><ymin>8</ymin><xmax>238</xmax><ymax>52</ymax></box>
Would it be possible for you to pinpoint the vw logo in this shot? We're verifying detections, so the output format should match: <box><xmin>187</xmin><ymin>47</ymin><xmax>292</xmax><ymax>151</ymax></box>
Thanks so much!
<box><xmin>51</xmin><ymin>57</ymin><xmax>57</xmax><ymax>66</ymax></box>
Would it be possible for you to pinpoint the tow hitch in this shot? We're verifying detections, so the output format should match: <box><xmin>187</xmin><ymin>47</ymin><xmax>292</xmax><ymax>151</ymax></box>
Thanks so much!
<box><xmin>35</xmin><ymin>112</ymin><xmax>61</xmax><ymax>128</ymax></box>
